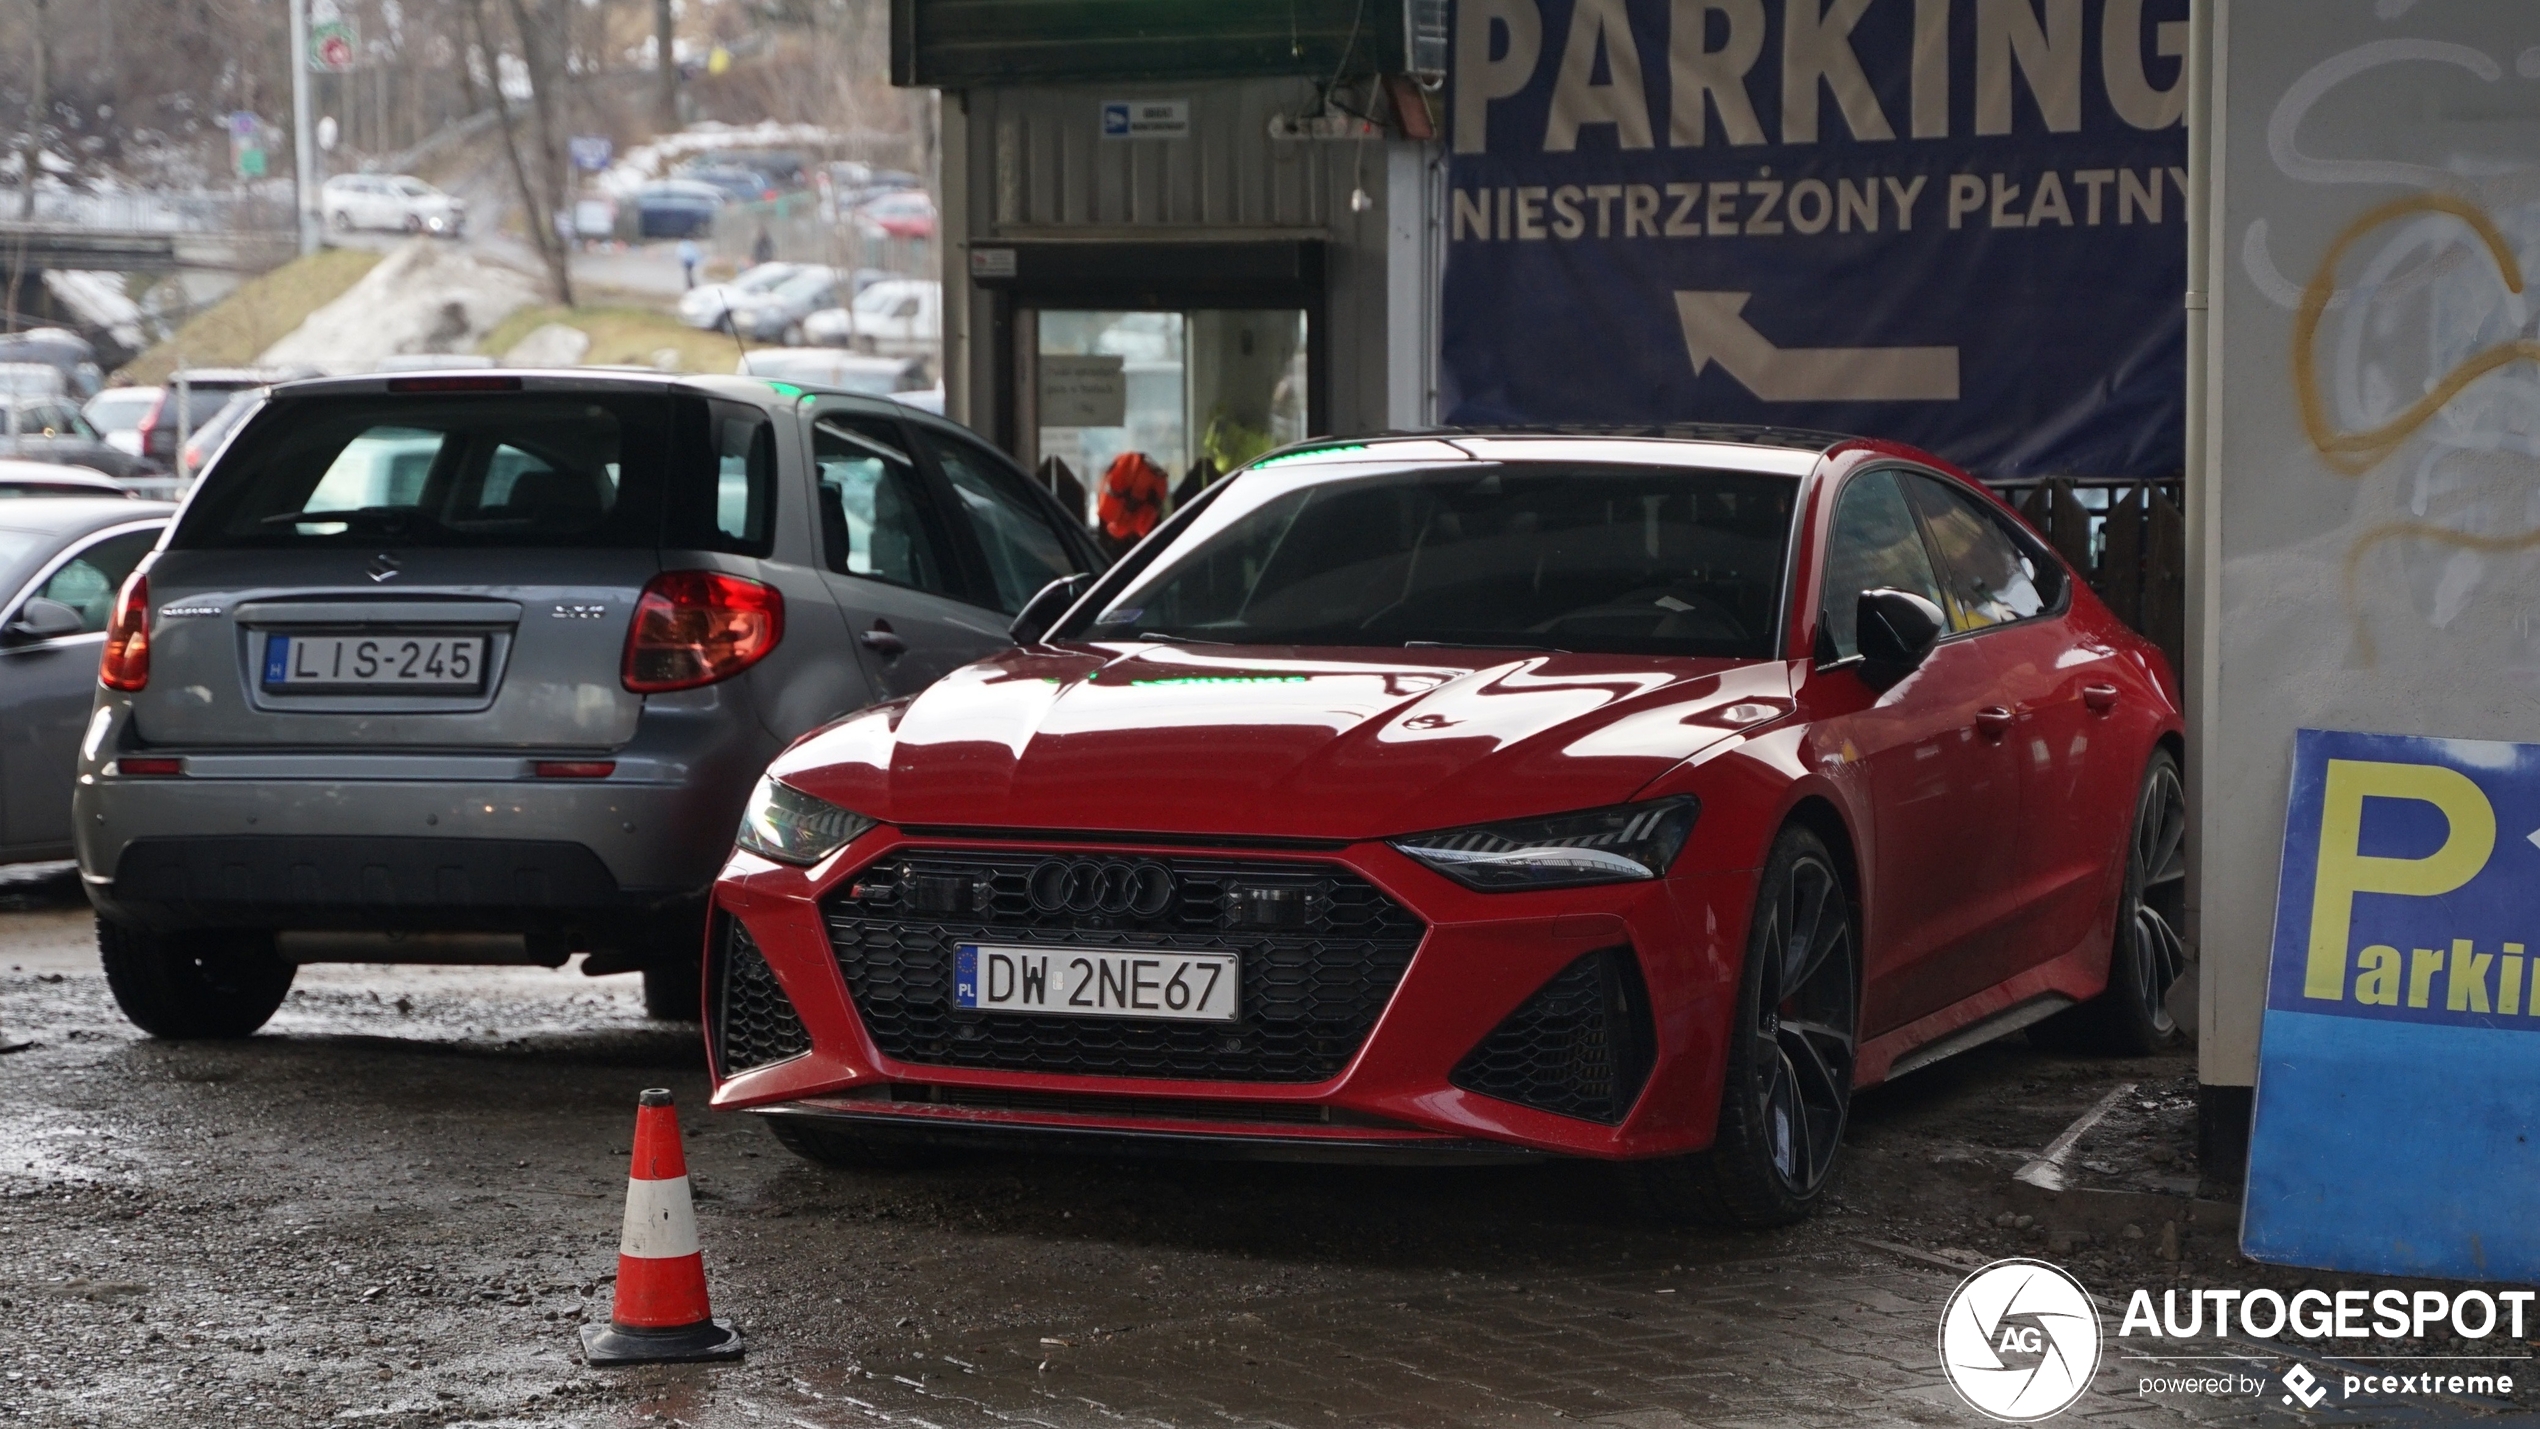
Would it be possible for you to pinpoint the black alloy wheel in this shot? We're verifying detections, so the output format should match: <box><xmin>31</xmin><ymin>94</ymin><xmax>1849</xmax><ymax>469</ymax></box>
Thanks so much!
<box><xmin>2033</xmin><ymin>748</ymin><xmax>2189</xmax><ymax>1055</ymax></box>
<box><xmin>1637</xmin><ymin>824</ymin><xmax>1858</xmax><ymax>1227</ymax></box>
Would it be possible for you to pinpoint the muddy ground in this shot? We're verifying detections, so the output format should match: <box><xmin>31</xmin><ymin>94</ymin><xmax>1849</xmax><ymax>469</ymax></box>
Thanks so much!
<box><xmin>2</xmin><ymin>864</ymin><xmax>2526</xmax><ymax>1428</ymax></box>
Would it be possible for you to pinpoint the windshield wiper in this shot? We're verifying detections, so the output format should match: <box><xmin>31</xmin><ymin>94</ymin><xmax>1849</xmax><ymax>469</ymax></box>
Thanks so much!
<box><xmin>257</xmin><ymin>506</ymin><xmax>416</xmax><ymax>528</ymax></box>
<box><xmin>1401</xmin><ymin>639</ymin><xmax>1571</xmax><ymax>654</ymax></box>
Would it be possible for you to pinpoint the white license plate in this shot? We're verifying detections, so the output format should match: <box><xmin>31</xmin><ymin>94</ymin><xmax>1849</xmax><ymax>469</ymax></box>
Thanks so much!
<box><xmin>954</xmin><ymin>944</ymin><xmax>1239</xmax><ymax>1023</ymax></box>
<box><xmin>262</xmin><ymin>633</ymin><xmax>487</xmax><ymax>690</ymax></box>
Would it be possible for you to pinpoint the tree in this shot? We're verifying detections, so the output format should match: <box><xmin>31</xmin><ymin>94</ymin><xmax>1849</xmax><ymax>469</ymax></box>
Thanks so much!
<box><xmin>466</xmin><ymin>0</ymin><xmax>573</xmax><ymax>305</ymax></box>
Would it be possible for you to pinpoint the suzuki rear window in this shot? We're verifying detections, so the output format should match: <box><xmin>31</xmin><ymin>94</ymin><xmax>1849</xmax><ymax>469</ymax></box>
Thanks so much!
<box><xmin>171</xmin><ymin>392</ymin><xmax>754</xmax><ymax>551</ymax></box>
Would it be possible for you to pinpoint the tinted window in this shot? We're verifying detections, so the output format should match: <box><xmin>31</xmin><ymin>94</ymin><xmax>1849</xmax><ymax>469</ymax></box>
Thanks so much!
<box><xmin>1067</xmin><ymin>463</ymin><xmax>1794</xmax><ymax>658</ymax></box>
<box><xmin>703</xmin><ymin>412</ymin><xmax>776</xmax><ymax>555</ymax></box>
<box><xmin>32</xmin><ymin>528</ymin><xmax>157</xmax><ymax>633</ymax></box>
<box><xmin>1906</xmin><ymin>475</ymin><xmax>2053</xmax><ymax>631</ymax></box>
<box><xmin>919</xmin><ymin>429</ymin><xmax>1077</xmax><ymax>613</ymax></box>
<box><xmin>1820</xmin><ymin>471</ymin><xmax>1947</xmax><ymax>661</ymax></box>
<box><xmin>175</xmin><ymin>393</ymin><xmax>675</xmax><ymax>550</ymax></box>
<box><xmin>813</xmin><ymin>416</ymin><xmax>952</xmax><ymax>594</ymax></box>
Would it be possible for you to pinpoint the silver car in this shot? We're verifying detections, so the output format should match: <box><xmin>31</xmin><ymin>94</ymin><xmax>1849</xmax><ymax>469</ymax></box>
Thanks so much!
<box><xmin>74</xmin><ymin>371</ymin><xmax>1102</xmax><ymax>1036</ymax></box>
<box><xmin>2</xmin><ymin>498</ymin><xmax>176</xmax><ymax>863</ymax></box>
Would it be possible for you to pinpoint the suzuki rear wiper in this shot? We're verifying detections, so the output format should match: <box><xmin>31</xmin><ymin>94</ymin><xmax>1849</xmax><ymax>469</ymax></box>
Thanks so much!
<box><xmin>258</xmin><ymin>507</ymin><xmax>415</xmax><ymax>528</ymax></box>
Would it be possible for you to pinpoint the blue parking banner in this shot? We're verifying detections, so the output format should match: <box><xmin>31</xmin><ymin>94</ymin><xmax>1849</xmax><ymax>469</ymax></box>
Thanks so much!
<box><xmin>1443</xmin><ymin>0</ymin><xmax>2188</xmax><ymax>477</ymax></box>
<box><xmin>2246</xmin><ymin>729</ymin><xmax>2540</xmax><ymax>1281</ymax></box>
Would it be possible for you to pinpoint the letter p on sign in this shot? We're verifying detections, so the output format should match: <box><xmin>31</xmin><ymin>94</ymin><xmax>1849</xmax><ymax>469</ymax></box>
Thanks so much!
<box><xmin>2306</xmin><ymin>759</ymin><xmax>2496</xmax><ymax>999</ymax></box>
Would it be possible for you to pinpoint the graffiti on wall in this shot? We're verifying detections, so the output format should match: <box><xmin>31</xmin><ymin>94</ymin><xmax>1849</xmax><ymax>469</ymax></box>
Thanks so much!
<box><xmin>2241</xmin><ymin>31</ymin><xmax>2540</xmax><ymax>665</ymax></box>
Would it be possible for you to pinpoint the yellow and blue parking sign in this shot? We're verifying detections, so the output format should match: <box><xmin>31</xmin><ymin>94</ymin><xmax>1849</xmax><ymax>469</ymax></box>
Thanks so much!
<box><xmin>2247</xmin><ymin>729</ymin><xmax>2540</xmax><ymax>1279</ymax></box>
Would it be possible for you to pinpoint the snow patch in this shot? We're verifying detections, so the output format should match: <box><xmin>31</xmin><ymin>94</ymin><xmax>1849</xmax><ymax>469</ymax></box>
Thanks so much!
<box><xmin>501</xmin><ymin>322</ymin><xmax>592</xmax><ymax>368</ymax></box>
<box><xmin>257</xmin><ymin>241</ymin><xmax>538</xmax><ymax>374</ymax></box>
<box><xmin>40</xmin><ymin>271</ymin><xmax>153</xmax><ymax>354</ymax></box>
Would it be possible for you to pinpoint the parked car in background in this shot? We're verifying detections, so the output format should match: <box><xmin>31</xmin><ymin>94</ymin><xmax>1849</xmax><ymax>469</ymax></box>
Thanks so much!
<box><xmin>0</xmin><ymin>329</ymin><xmax>104</xmax><ymax>398</ymax></box>
<box><xmin>84</xmin><ymin>387</ymin><xmax>161</xmax><ymax>457</ymax></box>
<box><xmin>74</xmin><ymin>370</ymin><xmax>1106</xmax><ymax>1040</ymax></box>
<box><xmin>0</xmin><ymin>362</ymin><xmax>69</xmax><ymax>398</ymax></box>
<box><xmin>572</xmin><ymin>195</ymin><xmax>619</xmax><ymax>241</ymax></box>
<box><xmin>707</xmin><ymin>431</ymin><xmax>2189</xmax><ymax>1225</ymax></box>
<box><xmin>679</xmin><ymin>261</ymin><xmax>800</xmax><ymax>331</ymax></box>
<box><xmin>4</xmin><ymin>396</ymin><xmax>156</xmax><ymax>481</ymax></box>
<box><xmin>136</xmin><ymin>370</ymin><xmax>283</xmax><ymax>465</ymax></box>
<box><xmin>705</xmin><ymin>151</ymin><xmax>809</xmax><ymax>190</ymax></box>
<box><xmin>177</xmin><ymin>388</ymin><xmax>265</xmax><ymax>475</ymax></box>
<box><xmin>853</xmin><ymin>189</ymin><xmax>936</xmax><ymax>240</ymax></box>
<box><xmin>734</xmin><ymin>349</ymin><xmax>930</xmax><ymax>396</ymax></box>
<box><xmin>323</xmin><ymin>173</ymin><xmax>467</xmax><ymax>237</ymax></box>
<box><xmin>0</xmin><ymin>461</ymin><xmax>136</xmax><ymax>499</ymax></box>
<box><xmin>632</xmin><ymin>180</ymin><xmax>724</xmax><ymax>239</ymax></box>
<box><xmin>725</xmin><ymin>265</ymin><xmax>843</xmax><ymax>345</ymax></box>
<box><xmin>0</xmin><ymin>496</ymin><xmax>175</xmax><ymax>864</ymax></box>
<box><xmin>801</xmin><ymin>279</ymin><xmax>940</xmax><ymax>358</ymax></box>
<box><xmin>679</xmin><ymin>164</ymin><xmax>779</xmax><ymax>205</ymax></box>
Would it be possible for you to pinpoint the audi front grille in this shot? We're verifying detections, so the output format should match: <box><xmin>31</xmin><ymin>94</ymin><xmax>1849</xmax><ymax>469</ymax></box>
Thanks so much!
<box><xmin>820</xmin><ymin>849</ymin><xmax>1425</xmax><ymax>1082</ymax></box>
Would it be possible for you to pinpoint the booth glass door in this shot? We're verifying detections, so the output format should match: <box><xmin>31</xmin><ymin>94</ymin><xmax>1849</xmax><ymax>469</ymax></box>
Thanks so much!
<box><xmin>1031</xmin><ymin>308</ymin><xmax>1308</xmax><ymax>521</ymax></box>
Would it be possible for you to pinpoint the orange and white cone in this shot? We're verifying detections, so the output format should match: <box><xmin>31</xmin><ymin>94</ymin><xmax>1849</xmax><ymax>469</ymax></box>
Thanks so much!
<box><xmin>579</xmin><ymin>1088</ymin><xmax>744</xmax><ymax>1366</ymax></box>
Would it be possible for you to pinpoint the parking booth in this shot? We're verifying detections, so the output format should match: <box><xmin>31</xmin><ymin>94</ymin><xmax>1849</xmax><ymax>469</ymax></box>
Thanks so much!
<box><xmin>893</xmin><ymin>1</ymin><xmax>1451</xmax><ymax>512</ymax></box>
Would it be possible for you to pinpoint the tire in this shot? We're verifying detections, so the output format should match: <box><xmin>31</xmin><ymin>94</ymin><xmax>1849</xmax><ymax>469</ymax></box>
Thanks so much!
<box><xmin>328</xmin><ymin>209</ymin><xmax>353</xmax><ymax>232</ymax></box>
<box><xmin>1636</xmin><ymin>824</ymin><xmax>1859</xmax><ymax>1228</ymax></box>
<box><xmin>641</xmin><ymin>950</ymin><xmax>702</xmax><ymax>1021</ymax></box>
<box><xmin>2031</xmin><ymin>749</ymin><xmax>2189</xmax><ymax>1056</ymax></box>
<box><xmin>781</xmin><ymin>322</ymin><xmax>805</xmax><ymax>347</ymax></box>
<box><xmin>764</xmin><ymin>1116</ymin><xmax>948</xmax><ymax>1171</ymax></box>
<box><xmin>97</xmin><ymin>918</ymin><xmax>294</xmax><ymax>1039</ymax></box>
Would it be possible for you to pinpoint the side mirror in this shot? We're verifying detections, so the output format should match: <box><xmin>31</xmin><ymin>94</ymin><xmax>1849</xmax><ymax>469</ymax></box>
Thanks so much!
<box><xmin>1007</xmin><ymin>572</ymin><xmax>1094</xmax><ymax>645</ymax></box>
<box><xmin>1855</xmin><ymin>587</ymin><xmax>1945</xmax><ymax>689</ymax></box>
<box><xmin>2</xmin><ymin>596</ymin><xmax>88</xmax><ymax>645</ymax></box>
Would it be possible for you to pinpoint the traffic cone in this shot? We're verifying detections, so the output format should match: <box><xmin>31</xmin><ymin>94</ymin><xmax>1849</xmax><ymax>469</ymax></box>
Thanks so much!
<box><xmin>579</xmin><ymin>1088</ymin><xmax>744</xmax><ymax>1366</ymax></box>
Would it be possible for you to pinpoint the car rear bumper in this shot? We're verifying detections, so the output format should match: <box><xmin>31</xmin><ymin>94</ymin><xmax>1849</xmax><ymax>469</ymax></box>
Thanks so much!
<box><xmin>75</xmin><ymin>765</ymin><xmax>740</xmax><ymax>936</ymax></box>
<box><xmin>706</xmin><ymin>827</ymin><xmax>1763</xmax><ymax>1161</ymax></box>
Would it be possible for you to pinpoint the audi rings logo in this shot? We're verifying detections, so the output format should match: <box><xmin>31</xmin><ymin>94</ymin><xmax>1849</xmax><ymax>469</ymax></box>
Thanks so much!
<box><xmin>1027</xmin><ymin>859</ymin><xmax>1175</xmax><ymax>918</ymax></box>
<box><xmin>1939</xmin><ymin>1258</ymin><xmax>2101</xmax><ymax>1422</ymax></box>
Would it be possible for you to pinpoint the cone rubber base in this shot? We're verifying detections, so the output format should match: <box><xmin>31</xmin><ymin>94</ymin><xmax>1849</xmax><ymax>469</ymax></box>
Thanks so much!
<box><xmin>579</xmin><ymin>1317</ymin><xmax>744</xmax><ymax>1366</ymax></box>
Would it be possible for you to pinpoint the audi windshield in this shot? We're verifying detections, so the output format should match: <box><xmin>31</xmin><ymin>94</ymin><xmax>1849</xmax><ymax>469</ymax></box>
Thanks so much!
<box><xmin>1059</xmin><ymin>461</ymin><xmax>1797</xmax><ymax>659</ymax></box>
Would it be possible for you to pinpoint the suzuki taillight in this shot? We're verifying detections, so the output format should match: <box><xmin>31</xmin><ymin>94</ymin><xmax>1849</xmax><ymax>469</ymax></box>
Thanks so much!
<box><xmin>100</xmin><ymin>573</ymin><xmax>150</xmax><ymax>691</ymax></box>
<box><xmin>621</xmin><ymin>571</ymin><xmax>783</xmax><ymax>693</ymax></box>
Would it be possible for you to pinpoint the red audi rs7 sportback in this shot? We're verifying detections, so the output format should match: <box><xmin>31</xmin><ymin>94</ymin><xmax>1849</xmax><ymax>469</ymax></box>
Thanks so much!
<box><xmin>704</xmin><ymin>431</ymin><xmax>2185</xmax><ymax>1225</ymax></box>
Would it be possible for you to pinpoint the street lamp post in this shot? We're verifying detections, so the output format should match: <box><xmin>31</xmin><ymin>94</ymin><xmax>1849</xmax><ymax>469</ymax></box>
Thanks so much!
<box><xmin>289</xmin><ymin>0</ymin><xmax>318</xmax><ymax>254</ymax></box>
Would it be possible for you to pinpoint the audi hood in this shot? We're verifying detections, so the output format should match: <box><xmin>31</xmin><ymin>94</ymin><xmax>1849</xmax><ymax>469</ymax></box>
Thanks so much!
<box><xmin>766</xmin><ymin>642</ymin><xmax>1794</xmax><ymax>842</ymax></box>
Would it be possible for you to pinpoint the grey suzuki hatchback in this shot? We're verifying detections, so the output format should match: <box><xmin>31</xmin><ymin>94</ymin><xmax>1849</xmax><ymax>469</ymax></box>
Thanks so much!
<box><xmin>74</xmin><ymin>371</ymin><xmax>1101</xmax><ymax>1036</ymax></box>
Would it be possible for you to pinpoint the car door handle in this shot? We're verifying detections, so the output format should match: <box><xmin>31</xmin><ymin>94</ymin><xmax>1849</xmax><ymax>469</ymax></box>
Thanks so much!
<box><xmin>2082</xmin><ymin>683</ymin><xmax>2121</xmax><ymax>714</ymax></box>
<box><xmin>859</xmin><ymin>625</ymin><xmax>908</xmax><ymax>658</ymax></box>
<box><xmin>1974</xmin><ymin>706</ymin><xmax>2015</xmax><ymax>739</ymax></box>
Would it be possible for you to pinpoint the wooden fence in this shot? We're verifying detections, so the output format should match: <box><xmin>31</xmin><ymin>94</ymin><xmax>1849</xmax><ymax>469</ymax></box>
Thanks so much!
<box><xmin>1990</xmin><ymin>476</ymin><xmax>2186</xmax><ymax>681</ymax></box>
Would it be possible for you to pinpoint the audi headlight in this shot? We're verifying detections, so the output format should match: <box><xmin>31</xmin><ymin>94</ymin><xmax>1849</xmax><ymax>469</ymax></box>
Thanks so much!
<box><xmin>1390</xmin><ymin>797</ymin><xmax>1698</xmax><ymax>891</ymax></box>
<box><xmin>735</xmin><ymin>774</ymin><xmax>874</xmax><ymax>865</ymax></box>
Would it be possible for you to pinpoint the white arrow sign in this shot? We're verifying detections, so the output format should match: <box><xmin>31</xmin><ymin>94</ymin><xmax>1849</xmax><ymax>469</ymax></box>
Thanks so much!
<box><xmin>1674</xmin><ymin>291</ymin><xmax>1960</xmax><ymax>402</ymax></box>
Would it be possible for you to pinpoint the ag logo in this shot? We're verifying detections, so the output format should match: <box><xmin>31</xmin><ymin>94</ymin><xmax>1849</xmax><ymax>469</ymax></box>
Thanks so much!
<box><xmin>1938</xmin><ymin>1258</ymin><xmax>2101</xmax><ymax>1422</ymax></box>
